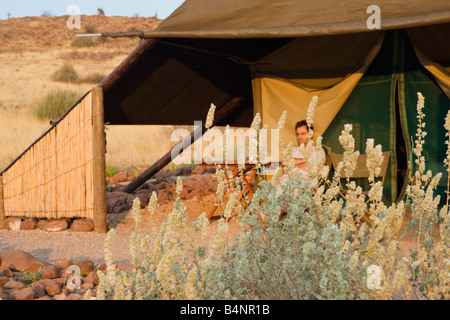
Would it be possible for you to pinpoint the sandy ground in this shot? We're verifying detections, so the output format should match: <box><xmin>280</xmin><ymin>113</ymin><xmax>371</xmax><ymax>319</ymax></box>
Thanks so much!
<box><xmin>0</xmin><ymin>49</ymin><xmax>128</xmax><ymax>109</ymax></box>
<box><xmin>0</xmin><ymin>194</ymin><xmax>242</xmax><ymax>265</ymax></box>
<box><xmin>0</xmin><ymin>191</ymin><xmax>442</xmax><ymax>267</ymax></box>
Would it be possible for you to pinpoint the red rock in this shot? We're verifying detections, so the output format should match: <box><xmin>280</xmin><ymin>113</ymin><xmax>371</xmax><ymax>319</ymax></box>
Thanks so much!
<box><xmin>75</xmin><ymin>259</ymin><xmax>93</xmax><ymax>277</ymax></box>
<box><xmin>44</xmin><ymin>220</ymin><xmax>68</xmax><ymax>232</ymax></box>
<box><xmin>37</xmin><ymin>278</ymin><xmax>58</xmax><ymax>288</ymax></box>
<box><xmin>41</xmin><ymin>265</ymin><xmax>60</xmax><ymax>279</ymax></box>
<box><xmin>113</xmin><ymin>203</ymin><xmax>132</xmax><ymax>213</ymax></box>
<box><xmin>20</xmin><ymin>218</ymin><xmax>38</xmax><ymax>230</ymax></box>
<box><xmin>0</xmin><ymin>276</ymin><xmax>10</xmax><ymax>287</ymax></box>
<box><xmin>157</xmin><ymin>189</ymin><xmax>171</xmax><ymax>202</ymax></box>
<box><xmin>113</xmin><ymin>171</ymin><xmax>127</xmax><ymax>183</ymax></box>
<box><xmin>70</xmin><ymin>219</ymin><xmax>94</xmax><ymax>232</ymax></box>
<box><xmin>64</xmin><ymin>293</ymin><xmax>83</xmax><ymax>300</ymax></box>
<box><xmin>0</xmin><ymin>288</ymin><xmax>11</xmax><ymax>300</ymax></box>
<box><xmin>46</xmin><ymin>283</ymin><xmax>61</xmax><ymax>296</ymax></box>
<box><xmin>53</xmin><ymin>258</ymin><xmax>73</xmax><ymax>269</ymax></box>
<box><xmin>4</xmin><ymin>217</ymin><xmax>21</xmax><ymax>230</ymax></box>
<box><xmin>26</xmin><ymin>261</ymin><xmax>49</xmax><ymax>273</ymax></box>
<box><xmin>0</xmin><ymin>266</ymin><xmax>14</xmax><ymax>277</ymax></box>
<box><xmin>14</xmin><ymin>287</ymin><xmax>35</xmax><ymax>300</ymax></box>
<box><xmin>134</xmin><ymin>190</ymin><xmax>151</xmax><ymax>208</ymax></box>
<box><xmin>4</xmin><ymin>280</ymin><xmax>26</xmax><ymax>290</ymax></box>
<box><xmin>1</xmin><ymin>250</ymin><xmax>41</xmax><ymax>272</ymax></box>
<box><xmin>81</xmin><ymin>282</ymin><xmax>94</xmax><ymax>290</ymax></box>
<box><xmin>36</xmin><ymin>219</ymin><xmax>49</xmax><ymax>230</ymax></box>
<box><xmin>29</xmin><ymin>282</ymin><xmax>46</xmax><ymax>298</ymax></box>
<box><xmin>106</xmin><ymin>191</ymin><xmax>135</xmax><ymax>213</ymax></box>
<box><xmin>53</xmin><ymin>278</ymin><xmax>67</xmax><ymax>286</ymax></box>
<box><xmin>191</xmin><ymin>165</ymin><xmax>205</xmax><ymax>175</ymax></box>
<box><xmin>84</xmin><ymin>271</ymin><xmax>99</xmax><ymax>285</ymax></box>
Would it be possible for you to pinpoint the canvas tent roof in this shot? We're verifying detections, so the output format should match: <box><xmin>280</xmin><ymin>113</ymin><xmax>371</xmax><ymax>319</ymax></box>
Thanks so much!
<box><xmin>140</xmin><ymin>0</ymin><xmax>450</xmax><ymax>38</ymax></box>
<box><xmin>98</xmin><ymin>0</ymin><xmax>450</xmax><ymax>127</ymax></box>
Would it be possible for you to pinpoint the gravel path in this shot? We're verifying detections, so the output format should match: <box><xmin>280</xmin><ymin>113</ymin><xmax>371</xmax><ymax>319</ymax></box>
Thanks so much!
<box><xmin>0</xmin><ymin>195</ymin><xmax>440</xmax><ymax>267</ymax></box>
<box><xmin>0</xmin><ymin>195</ymin><xmax>240</xmax><ymax>266</ymax></box>
<box><xmin>0</xmin><ymin>229</ymin><xmax>130</xmax><ymax>265</ymax></box>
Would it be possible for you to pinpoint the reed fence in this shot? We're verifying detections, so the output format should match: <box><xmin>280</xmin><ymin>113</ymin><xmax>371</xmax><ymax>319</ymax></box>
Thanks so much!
<box><xmin>0</xmin><ymin>87</ymin><xmax>106</xmax><ymax>232</ymax></box>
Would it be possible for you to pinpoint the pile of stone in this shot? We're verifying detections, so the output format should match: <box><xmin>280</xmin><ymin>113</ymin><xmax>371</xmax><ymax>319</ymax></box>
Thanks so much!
<box><xmin>0</xmin><ymin>249</ymin><xmax>136</xmax><ymax>300</ymax></box>
<box><xmin>106</xmin><ymin>165</ymin><xmax>218</xmax><ymax>214</ymax></box>
<box><xmin>3</xmin><ymin>217</ymin><xmax>94</xmax><ymax>232</ymax></box>
<box><xmin>1</xmin><ymin>166</ymin><xmax>220</xmax><ymax>232</ymax></box>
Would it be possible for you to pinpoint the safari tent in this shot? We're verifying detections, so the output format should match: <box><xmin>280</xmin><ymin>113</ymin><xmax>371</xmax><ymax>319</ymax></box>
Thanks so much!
<box><xmin>1</xmin><ymin>0</ymin><xmax>450</xmax><ymax>231</ymax></box>
<box><xmin>100</xmin><ymin>0</ymin><xmax>450</xmax><ymax>204</ymax></box>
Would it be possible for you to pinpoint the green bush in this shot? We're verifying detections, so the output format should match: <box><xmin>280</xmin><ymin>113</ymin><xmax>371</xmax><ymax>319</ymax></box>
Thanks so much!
<box><xmin>106</xmin><ymin>163</ymin><xmax>120</xmax><ymax>178</ymax></box>
<box><xmin>51</xmin><ymin>62</ymin><xmax>78</xmax><ymax>83</ymax></box>
<box><xmin>21</xmin><ymin>270</ymin><xmax>42</xmax><ymax>284</ymax></box>
<box><xmin>34</xmin><ymin>90</ymin><xmax>79</xmax><ymax>120</ymax></box>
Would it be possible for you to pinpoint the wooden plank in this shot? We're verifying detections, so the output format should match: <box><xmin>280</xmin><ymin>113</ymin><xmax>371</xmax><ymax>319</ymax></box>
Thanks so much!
<box><xmin>122</xmin><ymin>96</ymin><xmax>246</xmax><ymax>194</ymax></box>
<box><xmin>85</xmin><ymin>95</ymin><xmax>94</xmax><ymax>219</ymax></box>
<box><xmin>51</xmin><ymin>129</ymin><xmax>57</xmax><ymax>217</ymax></box>
<box><xmin>98</xmin><ymin>39</ymin><xmax>158</xmax><ymax>94</ymax></box>
<box><xmin>0</xmin><ymin>175</ymin><xmax>5</xmax><ymax>229</ymax></box>
<box><xmin>91</xmin><ymin>88</ymin><xmax>107</xmax><ymax>232</ymax></box>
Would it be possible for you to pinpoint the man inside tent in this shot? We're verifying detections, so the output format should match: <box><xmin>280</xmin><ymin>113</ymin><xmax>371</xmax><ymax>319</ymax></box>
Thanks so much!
<box><xmin>277</xmin><ymin>120</ymin><xmax>326</xmax><ymax>216</ymax></box>
<box><xmin>291</xmin><ymin>120</ymin><xmax>326</xmax><ymax>172</ymax></box>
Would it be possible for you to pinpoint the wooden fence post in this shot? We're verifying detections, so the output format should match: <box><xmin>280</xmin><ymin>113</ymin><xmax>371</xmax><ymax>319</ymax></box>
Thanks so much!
<box><xmin>92</xmin><ymin>87</ymin><xmax>107</xmax><ymax>233</ymax></box>
<box><xmin>0</xmin><ymin>175</ymin><xmax>5</xmax><ymax>229</ymax></box>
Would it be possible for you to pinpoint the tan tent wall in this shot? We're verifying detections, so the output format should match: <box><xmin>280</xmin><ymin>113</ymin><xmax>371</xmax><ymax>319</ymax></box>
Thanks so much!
<box><xmin>0</xmin><ymin>88</ymin><xmax>106</xmax><ymax>232</ymax></box>
<box><xmin>251</xmin><ymin>32</ymin><xmax>385</xmax><ymax>153</ymax></box>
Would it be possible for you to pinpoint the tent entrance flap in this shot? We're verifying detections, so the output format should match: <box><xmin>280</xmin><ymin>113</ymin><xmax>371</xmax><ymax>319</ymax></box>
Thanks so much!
<box><xmin>322</xmin><ymin>30</ymin><xmax>450</xmax><ymax>205</ymax></box>
<box><xmin>251</xmin><ymin>29</ymin><xmax>450</xmax><ymax>205</ymax></box>
<box><xmin>250</xmin><ymin>31</ymin><xmax>385</xmax><ymax>157</ymax></box>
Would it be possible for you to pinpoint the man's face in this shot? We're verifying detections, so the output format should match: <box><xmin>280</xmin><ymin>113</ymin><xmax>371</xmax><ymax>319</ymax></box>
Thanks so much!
<box><xmin>296</xmin><ymin>125</ymin><xmax>310</xmax><ymax>145</ymax></box>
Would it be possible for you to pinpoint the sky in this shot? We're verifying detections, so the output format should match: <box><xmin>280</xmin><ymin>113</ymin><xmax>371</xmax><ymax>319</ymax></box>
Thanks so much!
<box><xmin>0</xmin><ymin>0</ymin><xmax>185</xmax><ymax>20</ymax></box>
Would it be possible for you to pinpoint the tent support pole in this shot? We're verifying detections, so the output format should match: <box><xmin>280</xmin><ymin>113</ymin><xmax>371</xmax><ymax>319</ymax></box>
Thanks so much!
<box><xmin>122</xmin><ymin>97</ymin><xmax>246</xmax><ymax>194</ymax></box>
<box><xmin>92</xmin><ymin>87</ymin><xmax>107</xmax><ymax>233</ymax></box>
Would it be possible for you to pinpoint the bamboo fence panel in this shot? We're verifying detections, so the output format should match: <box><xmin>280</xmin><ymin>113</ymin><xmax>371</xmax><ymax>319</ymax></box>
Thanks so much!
<box><xmin>1</xmin><ymin>90</ymin><xmax>98</xmax><ymax>221</ymax></box>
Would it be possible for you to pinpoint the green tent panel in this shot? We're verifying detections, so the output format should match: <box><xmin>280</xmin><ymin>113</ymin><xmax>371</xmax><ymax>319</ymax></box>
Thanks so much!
<box><xmin>322</xmin><ymin>30</ymin><xmax>450</xmax><ymax>205</ymax></box>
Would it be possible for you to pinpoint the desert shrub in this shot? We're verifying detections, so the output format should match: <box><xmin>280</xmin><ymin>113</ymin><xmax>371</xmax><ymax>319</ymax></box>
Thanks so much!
<box><xmin>79</xmin><ymin>72</ymin><xmax>106</xmax><ymax>84</ymax></box>
<box><xmin>52</xmin><ymin>62</ymin><xmax>106</xmax><ymax>84</ymax></box>
<box><xmin>51</xmin><ymin>62</ymin><xmax>78</xmax><ymax>83</ymax></box>
<box><xmin>90</xmin><ymin>94</ymin><xmax>450</xmax><ymax>300</ymax></box>
<box><xmin>71</xmin><ymin>37</ymin><xmax>96</xmax><ymax>48</ymax></box>
<box><xmin>34</xmin><ymin>89</ymin><xmax>79</xmax><ymax>120</ymax></box>
<box><xmin>84</xmin><ymin>24</ymin><xmax>97</xmax><ymax>34</ymax></box>
<box><xmin>106</xmin><ymin>163</ymin><xmax>120</xmax><ymax>178</ymax></box>
<box><xmin>21</xmin><ymin>270</ymin><xmax>42</xmax><ymax>284</ymax></box>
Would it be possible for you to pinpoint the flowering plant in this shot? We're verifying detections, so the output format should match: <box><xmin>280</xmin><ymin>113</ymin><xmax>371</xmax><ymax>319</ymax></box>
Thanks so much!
<box><xmin>90</xmin><ymin>93</ymin><xmax>449</xmax><ymax>300</ymax></box>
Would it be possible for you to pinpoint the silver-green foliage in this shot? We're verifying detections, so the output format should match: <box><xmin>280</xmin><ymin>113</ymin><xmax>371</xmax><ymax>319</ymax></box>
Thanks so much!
<box><xmin>90</xmin><ymin>93</ymin><xmax>450</xmax><ymax>300</ymax></box>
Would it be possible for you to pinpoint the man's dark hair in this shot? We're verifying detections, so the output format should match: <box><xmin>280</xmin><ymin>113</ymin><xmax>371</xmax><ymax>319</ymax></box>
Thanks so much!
<box><xmin>295</xmin><ymin>120</ymin><xmax>313</xmax><ymax>131</ymax></box>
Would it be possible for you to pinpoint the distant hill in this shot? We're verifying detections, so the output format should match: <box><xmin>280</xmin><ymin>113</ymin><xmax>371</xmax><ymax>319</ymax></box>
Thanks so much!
<box><xmin>0</xmin><ymin>15</ymin><xmax>162</xmax><ymax>109</ymax></box>
<box><xmin>0</xmin><ymin>15</ymin><xmax>162</xmax><ymax>53</ymax></box>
